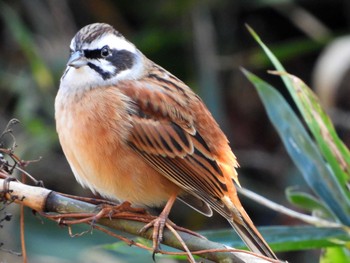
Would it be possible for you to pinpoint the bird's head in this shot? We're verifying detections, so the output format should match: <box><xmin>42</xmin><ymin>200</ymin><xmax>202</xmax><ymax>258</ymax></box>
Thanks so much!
<box><xmin>61</xmin><ymin>23</ymin><xmax>145</xmax><ymax>90</ymax></box>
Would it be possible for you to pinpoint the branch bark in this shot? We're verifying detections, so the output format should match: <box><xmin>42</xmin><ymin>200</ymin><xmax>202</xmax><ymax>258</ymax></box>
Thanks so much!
<box><xmin>0</xmin><ymin>178</ymin><xmax>276</xmax><ymax>263</ymax></box>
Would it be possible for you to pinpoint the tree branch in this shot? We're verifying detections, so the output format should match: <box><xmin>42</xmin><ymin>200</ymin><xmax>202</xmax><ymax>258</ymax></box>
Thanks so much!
<box><xmin>0</xmin><ymin>178</ymin><xmax>279</xmax><ymax>263</ymax></box>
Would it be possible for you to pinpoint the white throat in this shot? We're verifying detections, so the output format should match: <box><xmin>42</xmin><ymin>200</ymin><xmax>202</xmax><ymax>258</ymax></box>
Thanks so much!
<box><xmin>60</xmin><ymin>50</ymin><xmax>145</xmax><ymax>94</ymax></box>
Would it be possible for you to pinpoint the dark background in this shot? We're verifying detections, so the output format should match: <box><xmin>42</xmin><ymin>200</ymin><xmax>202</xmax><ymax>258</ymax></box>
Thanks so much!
<box><xmin>0</xmin><ymin>0</ymin><xmax>349</xmax><ymax>262</ymax></box>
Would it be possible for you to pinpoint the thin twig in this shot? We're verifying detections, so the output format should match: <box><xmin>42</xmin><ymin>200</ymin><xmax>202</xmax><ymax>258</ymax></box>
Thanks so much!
<box><xmin>20</xmin><ymin>173</ymin><xmax>27</xmax><ymax>263</ymax></box>
<box><xmin>20</xmin><ymin>203</ymin><xmax>26</xmax><ymax>263</ymax></box>
<box><xmin>0</xmin><ymin>119</ymin><xmax>20</xmax><ymax>150</ymax></box>
<box><xmin>93</xmin><ymin>224</ymin><xmax>280</xmax><ymax>263</ymax></box>
<box><xmin>166</xmin><ymin>222</ymin><xmax>196</xmax><ymax>263</ymax></box>
<box><xmin>93</xmin><ymin>224</ymin><xmax>135</xmax><ymax>246</ymax></box>
<box><xmin>238</xmin><ymin>187</ymin><xmax>343</xmax><ymax>228</ymax></box>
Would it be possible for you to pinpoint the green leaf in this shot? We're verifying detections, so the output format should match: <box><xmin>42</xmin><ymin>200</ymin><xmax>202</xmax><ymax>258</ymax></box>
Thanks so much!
<box><xmin>202</xmin><ymin>226</ymin><xmax>350</xmax><ymax>252</ymax></box>
<box><xmin>274</xmin><ymin>72</ymin><xmax>350</xmax><ymax>196</ymax></box>
<box><xmin>242</xmin><ymin>68</ymin><xmax>350</xmax><ymax>225</ymax></box>
<box><xmin>247</xmin><ymin>24</ymin><xmax>350</xmax><ymax>198</ymax></box>
<box><xmin>320</xmin><ymin>247</ymin><xmax>350</xmax><ymax>263</ymax></box>
<box><xmin>285</xmin><ymin>187</ymin><xmax>334</xmax><ymax>219</ymax></box>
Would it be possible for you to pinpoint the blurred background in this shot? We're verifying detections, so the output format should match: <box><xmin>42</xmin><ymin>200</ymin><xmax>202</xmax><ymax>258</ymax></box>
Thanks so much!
<box><xmin>0</xmin><ymin>0</ymin><xmax>349</xmax><ymax>262</ymax></box>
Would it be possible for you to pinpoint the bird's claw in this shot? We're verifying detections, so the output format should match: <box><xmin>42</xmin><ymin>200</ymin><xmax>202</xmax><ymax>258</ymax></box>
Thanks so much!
<box><xmin>139</xmin><ymin>214</ymin><xmax>168</xmax><ymax>255</ymax></box>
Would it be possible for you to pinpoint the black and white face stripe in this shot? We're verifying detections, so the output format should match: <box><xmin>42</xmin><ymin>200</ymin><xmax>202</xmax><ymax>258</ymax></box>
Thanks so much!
<box><xmin>61</xmin><ymin>23</ymin><xmax>144</xmax><ymax>89</ymax></box>
<box><xmin>82</xmin><ymin>46</ymin><xmax>135</xmax><ymax>80</ymax></box>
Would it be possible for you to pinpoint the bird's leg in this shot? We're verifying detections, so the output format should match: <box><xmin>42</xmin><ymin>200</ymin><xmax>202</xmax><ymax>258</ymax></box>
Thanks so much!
<box><xmin>95</xmin><ymin>201</ymin><xmax>147</xmax><ymax>218</ymax></box>
<box><xmin>139</xmin><ymin>192</ymin><xmax>177</xmax><ymax>254</ymax></box>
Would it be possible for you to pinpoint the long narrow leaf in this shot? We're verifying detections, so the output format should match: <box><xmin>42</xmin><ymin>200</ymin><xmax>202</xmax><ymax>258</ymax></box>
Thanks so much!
<box><xmin>285</xmin><ymin>188</ymin><xmax>335</xmax><ymax>219</ymax></box>
<box><xmin>242</xmin><ymin>69</ymin><xmax>350</xmax><ymax>225</ymax></box>
<box><xmin>202</xmin><ymin>226</ymin><xmax>350</xmax><ymax>252</ymax></box>
<box><xmin>247</xmin><ymin>25</ymin><xmax>350</xmax><ymax>199</ymax></box>
<box><xmin>320</xmin><ymin>247</ymin><xmax>350</xmax><ymax>263</ymax></box>
<box><xmin>272</xmin><ymin>71</ymin><xmax>350</xmax><ymax>197</ymax></box>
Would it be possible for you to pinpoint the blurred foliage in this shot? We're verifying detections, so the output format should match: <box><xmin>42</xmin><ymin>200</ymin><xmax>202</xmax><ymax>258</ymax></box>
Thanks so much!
<box><xmin>244</xmin><ymin>27</ymin><xmax>350</xmax><ymax>262</ymax></box>
<box><xmin>0</xmin><ymin>0</ymin><xmax>350</xmax><ymax>262</ymax></box>
<box><xmin>202</xmin><ymin>226</ymin><xmax>350</xmax><ymax>252</ymax></box>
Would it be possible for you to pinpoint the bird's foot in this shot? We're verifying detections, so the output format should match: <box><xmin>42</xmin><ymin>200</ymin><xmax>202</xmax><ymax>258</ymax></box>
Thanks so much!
<box><xmin>139</xmin><ymin>212</ymin><xmax>168</xmax><ymax>255</ymax></box>
<box><xmin>95</xmin><ymin>201</ymin><xmax>147</xmax><ymax>219</ymax></box>
<box><xmin>139</xmin><ymin>214</ymin><xmax>197</xmax><ymax>263</ymax></box>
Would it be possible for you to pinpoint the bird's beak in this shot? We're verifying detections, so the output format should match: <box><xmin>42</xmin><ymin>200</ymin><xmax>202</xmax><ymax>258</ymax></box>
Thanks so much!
<box><xmin>67</xmin><ymin>51</ymin><xmax>87</xmax><ymax>68</ymax></box>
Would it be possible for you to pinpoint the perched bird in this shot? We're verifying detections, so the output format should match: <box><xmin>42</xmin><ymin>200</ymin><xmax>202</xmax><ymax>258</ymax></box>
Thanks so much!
<box><xmin>55</xmin><ymin>23</ymin><xmax>277</xmax><ymax>259</ymax></box>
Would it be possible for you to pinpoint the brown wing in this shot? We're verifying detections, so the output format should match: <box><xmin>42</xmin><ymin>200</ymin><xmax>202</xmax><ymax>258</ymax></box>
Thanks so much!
<box><xmin>118</xmin><ymin>64</ymin><xmax>238</xmax><ymax>218</ymax></box>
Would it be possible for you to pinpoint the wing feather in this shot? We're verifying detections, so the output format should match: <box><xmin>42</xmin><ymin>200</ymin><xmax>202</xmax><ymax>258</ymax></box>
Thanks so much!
<box><xmin>118</xmin><ymin>64</ymin><xmax>237</xmax><ymax>217</ymax></box>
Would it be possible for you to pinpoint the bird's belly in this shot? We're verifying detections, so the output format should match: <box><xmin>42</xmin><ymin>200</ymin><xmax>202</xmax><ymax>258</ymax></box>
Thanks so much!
<box><xmin>55</xmin><ymin>87</ymin><xmax>180</xmax><ymax>207</ymax></box>
<box><xmin>72</xmin><ymin>144</ymin><xmax>179</xmax><ymax>207</ymax></box>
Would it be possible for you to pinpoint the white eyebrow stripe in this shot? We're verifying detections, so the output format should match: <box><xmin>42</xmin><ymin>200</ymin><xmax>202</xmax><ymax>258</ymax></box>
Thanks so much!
<box><xmin>82</xmin><ymin>34</ymin><xmax>136</xmax><ymax>53</ymax></box>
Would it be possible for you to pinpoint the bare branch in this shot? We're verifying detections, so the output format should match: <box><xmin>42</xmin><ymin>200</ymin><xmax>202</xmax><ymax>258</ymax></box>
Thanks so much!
<box><xmin>0</xmin><ymin>178</ymin><xmax>279</xmax><ymax>263</ymax></box>
<box><xmin>238</xmin><ymin>187</ymin><xmax>342</xmax><ymax>228</ymax></box>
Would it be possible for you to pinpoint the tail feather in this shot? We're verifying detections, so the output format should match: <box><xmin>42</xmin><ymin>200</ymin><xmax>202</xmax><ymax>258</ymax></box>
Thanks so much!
<box><xmin>228</xmin><ymin>209</ymin><xmax>277</xmax><ymax>259</ymax></box>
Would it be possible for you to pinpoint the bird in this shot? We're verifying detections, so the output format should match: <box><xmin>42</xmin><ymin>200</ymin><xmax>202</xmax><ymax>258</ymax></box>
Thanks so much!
<box><xmin>55</xmin><ymin>23</ymin><xmax>277</xmax><ymax>260</ymax></box>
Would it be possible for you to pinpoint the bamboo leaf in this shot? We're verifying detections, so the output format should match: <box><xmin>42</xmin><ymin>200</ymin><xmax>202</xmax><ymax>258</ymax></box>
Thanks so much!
<box><xmin>247</xmin><ymin>24</ymin><xmax>350</xmax><ymax>197</ymax></box>
<box><xmin>285</xmin><ymin>188</ymin><xmax>334</xmax><ymax>219</ymax></box>
<box><xmin>202</xmin><ymin>226</ymin><xmax>350</xmax><ymax>252</ymax></box>
<box><xmin>242</xmin><ymin>68</ymin><xmax>350</xmax><ymax>225</ymax></box>
<box><xmin>272</xmin><ymin>71</ymin><xmax>350</xmax><ymax>197</ymax></box>
<box><xmin>320</xmin><ymin>247</ymin><xmax>350</xmax><ymax>263</ymax></box>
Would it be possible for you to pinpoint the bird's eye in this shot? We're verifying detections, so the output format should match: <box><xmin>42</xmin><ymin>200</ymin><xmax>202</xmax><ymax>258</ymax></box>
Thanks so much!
<box><xmin>101</xmin><ymin>46</ymin><xmax>110</xmax><ymax>58</ymax></box>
